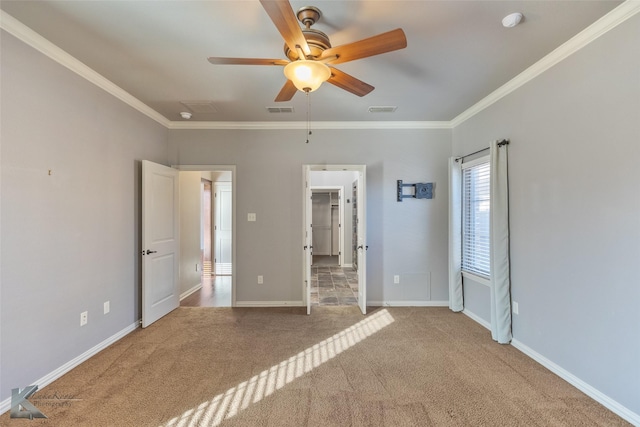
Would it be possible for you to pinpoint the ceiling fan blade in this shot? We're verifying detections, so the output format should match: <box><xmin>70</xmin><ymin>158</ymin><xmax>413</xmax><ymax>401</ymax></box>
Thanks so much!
<box><xmin>208</xmin><ymin>57</ymin><xmax>289</xmax><ymax>66</ymax></box>
<box><xmin>275</xmin><ymin>79</ymin><xmax>297</xmax><ymax>102</ymax></box>
<box><xmin>327</xmin><ymin>68</ymin><xmax>375</xmax><ymax>97</ymax></box>
<box><xmin>319</xmin><ymin>28</ymin><xmax>407</xmax><ymax>65</ymax></box>
<box><xmin>260</xmin><ymin>0</ymin><xmax>311</xmax><ymax>58</ymax></box>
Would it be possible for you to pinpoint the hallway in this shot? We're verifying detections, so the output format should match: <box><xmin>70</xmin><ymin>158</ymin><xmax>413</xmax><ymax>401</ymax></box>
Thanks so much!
<box><xmin>180</xmin><ymin>275</ymin><xmax>232</xmax><ymax>307</ymax></box>
<box><xmin>311</xmin><ymin>264</ymin><xmax>359</xmax><ymax>306</ymax></box>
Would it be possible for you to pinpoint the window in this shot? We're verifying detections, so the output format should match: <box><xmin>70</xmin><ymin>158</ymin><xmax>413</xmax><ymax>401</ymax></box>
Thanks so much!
<box><xmin>462</xmin><ymin>157</ymin><xmax>490</xmax><ymax>278</ymax></box>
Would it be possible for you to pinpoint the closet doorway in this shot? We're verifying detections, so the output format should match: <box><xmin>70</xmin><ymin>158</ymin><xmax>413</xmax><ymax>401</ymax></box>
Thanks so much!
<box><xmin>311</xmin><ymin>187</ymin><xmax>343</xmax><ymax>267</ymax></box>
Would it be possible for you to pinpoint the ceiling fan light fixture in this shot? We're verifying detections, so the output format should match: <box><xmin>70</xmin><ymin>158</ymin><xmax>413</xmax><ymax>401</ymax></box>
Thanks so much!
<box><xmin>284</xmin><ymin>60</ymin><xmax>331</xmax><ymax>93</ymax></box>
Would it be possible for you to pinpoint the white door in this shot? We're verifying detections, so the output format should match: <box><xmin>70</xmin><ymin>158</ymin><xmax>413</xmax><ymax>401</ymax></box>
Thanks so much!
<box><xmin>352</xmin><ymin>182</ymin><xmax>358</xmax><ymax>271</ymax></box>
<box><xmin>214</xmin><ymin>182</ymin><xmax>232</xmax><ymax>275</ymax></box>
<box><xmin>355</xmin><ymin>170</ymin><xmax>367</xmax><ymax>315</ymax></box>
<box><xmin>142</xmin><ymin>161</ymin><xmax>180</xmax><ymax>328</ymax></box>
<box><xmin>304</xmin><ymin>167</ymin><xmax>312</xmax><ymax>315</ymax></box>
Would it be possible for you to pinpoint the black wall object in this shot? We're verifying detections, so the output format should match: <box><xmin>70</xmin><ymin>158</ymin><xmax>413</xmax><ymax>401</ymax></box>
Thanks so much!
<box><xmin>397</xmin><ymin>180</ymin><xmax>433</xmax><ymax>201</ymax></box>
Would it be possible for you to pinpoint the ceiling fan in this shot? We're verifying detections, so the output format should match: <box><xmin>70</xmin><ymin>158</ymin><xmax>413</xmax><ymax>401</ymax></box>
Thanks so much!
<box><xmin>207</xmin><ymin>0</ymin><xmax>407</xmax><ymax>102</ymax></box>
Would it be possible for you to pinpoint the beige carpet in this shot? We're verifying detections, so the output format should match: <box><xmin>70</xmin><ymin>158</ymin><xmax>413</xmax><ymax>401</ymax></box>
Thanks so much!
<box><xmin>1</xmin><ymin>307</ymin><xmax>629</xmax><ymax>426</ymax></box>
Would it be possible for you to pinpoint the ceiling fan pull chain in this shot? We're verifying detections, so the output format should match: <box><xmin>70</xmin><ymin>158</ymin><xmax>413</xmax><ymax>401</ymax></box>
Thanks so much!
<box><xmin>306</xmin><ymin>90</ymin><xmax>311</xmax><ymax>144</ymax></box>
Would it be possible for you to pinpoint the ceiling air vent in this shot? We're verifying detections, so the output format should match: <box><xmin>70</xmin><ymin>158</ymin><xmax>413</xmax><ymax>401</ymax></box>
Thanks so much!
<box><xmin>368</xmin><ymin>106</ymin><xmax>397</xmax><ymax>113</ymax></box>
<box><xmin>267</xmin><ymin>107</ymin><xmax>294</xmax><ymax>113</ymax></box>
<box><xmin>180</xmin><ymin>101</ymin><xmax>218</xmax><ymax>114</ymax></box>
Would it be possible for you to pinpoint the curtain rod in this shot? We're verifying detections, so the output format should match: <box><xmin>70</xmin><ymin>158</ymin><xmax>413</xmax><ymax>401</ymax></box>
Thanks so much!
<box><xmin>455</xmin><ymin>139</ymin><xmax>509</xmax><ymax>162</ymax></box>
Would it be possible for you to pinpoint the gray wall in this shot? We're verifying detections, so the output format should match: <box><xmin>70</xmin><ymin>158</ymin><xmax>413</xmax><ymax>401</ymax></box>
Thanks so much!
<box><xmin>179</xmin><ymin>171</ymin><xmax>203</xmax><ymax>294</ymax></box>
<box><xmin>0</xmin><ymin>32</ymin><xmax>168</xmax><ymax>401</ymax></box>
<box><xmin>168</xmin><ymin>128</ymin><xmax>451</xmax><ymax>304</ymax></box>
<box><xmin>453</xmin><ymin>14</ymin><xmax>640</xmax><ymax>416</ymax></box>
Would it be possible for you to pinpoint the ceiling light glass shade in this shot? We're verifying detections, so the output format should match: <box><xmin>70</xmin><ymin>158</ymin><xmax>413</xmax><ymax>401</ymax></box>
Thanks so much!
<box><xmin>284</xmin><ymin>60</ymin><xmax>331</xmax><ymax>93</ymax></box>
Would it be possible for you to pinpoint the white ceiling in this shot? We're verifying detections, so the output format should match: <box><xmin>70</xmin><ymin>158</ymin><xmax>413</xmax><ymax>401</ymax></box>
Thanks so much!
<box><xmin>0</xmin><ymin>1</ymin><xmax>623</xmax><ymax>123</ymax></box>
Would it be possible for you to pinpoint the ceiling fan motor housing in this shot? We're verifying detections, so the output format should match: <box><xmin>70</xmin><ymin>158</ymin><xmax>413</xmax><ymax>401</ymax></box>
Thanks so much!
<box><xmin>284</xmin><ymin>6</ymin><xmax>331</xmax><ymax>60</ymax></box>
<box><xmin>285</xmin><ymin>28</ymin><xmax>331</xmax><ymax>60</ymax></box>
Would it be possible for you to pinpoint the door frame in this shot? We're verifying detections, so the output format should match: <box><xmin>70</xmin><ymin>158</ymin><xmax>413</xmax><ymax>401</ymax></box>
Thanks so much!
<box><xmin>174</xmin><ymin>165</ymin><xmax>237</xmax><ymax>306</ymax></box>
<box><xmin>303</xmin><ymin>165</ymin><xmax>367</xmax><ymax>315</ymax></box>
<box><xmin>310</xmin><ymin>186</ymin><xmax>344</xmax><ymax>266</ymax></box>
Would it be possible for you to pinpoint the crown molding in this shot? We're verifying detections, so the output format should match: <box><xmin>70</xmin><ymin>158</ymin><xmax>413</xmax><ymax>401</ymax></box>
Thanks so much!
<box><xmin>0</xmin><ymin>10</ymin><xmax>170</xmax><ymax>128</ymax></box>
<box><xmin>167</xmin><ymin>121</ymin><xmax>452</xmax><ymax>130</ymax></box>
<box><xmin>450</xmin><ymin>0</ymin><xmax>640</xmax><ymax>128</ymax></box>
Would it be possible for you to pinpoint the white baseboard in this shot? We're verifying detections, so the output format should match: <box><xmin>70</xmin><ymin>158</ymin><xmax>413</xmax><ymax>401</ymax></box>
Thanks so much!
<box><xmin>234</xmin><ymin>301</ymin><xmax>305</xmax><ymax>307</ymax></box>
<box><xmin>511</xmin><ymin>339</ymin><xmax>640</xmax><ymax>426</ymax></box>
<box><xmin>0</xmin><ymin>320</ymin><xmax>139</xmax><ymax>415</ymax></box>
<box><xmin>462</xmin><ymin>308</ymin><xmax>639</xmax><ymax>425</ymax></box>
<box><xmin>342</xmin><ymin>263</ymin><xmax>353</xmax><ymax>268</ymax></box>
<box><xmin>180</xmin><ymin>283</ymin><xmax>202</xmax><ymax>301</ymax></box>
<box><xmin>368</xmin><ymin>300</ymin><xmax>449</xmax><ymax>307</ymax></box>
<box><xmin>462</xmin><ymin>308</ymin><xmax>491</xmax><ymax>330</ymax></box>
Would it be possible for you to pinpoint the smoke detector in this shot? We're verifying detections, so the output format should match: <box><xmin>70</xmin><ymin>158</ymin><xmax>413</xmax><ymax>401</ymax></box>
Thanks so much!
<box><xmin>502</xmin><ymin>12</ymin><xmax>523</xmax><ymax>28</ymax></box>
<box><xmin>180</xmin><ymin>111</ymin><xmax>192</xmax><ymax>120</ymax></box>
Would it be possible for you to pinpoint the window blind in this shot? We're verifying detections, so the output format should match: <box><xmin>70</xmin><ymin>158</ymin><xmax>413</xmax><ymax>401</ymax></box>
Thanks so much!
<box><xmin>462</xmin><ymin>160</ymin><xmax>490</xmax><ymax>277</ymax></box>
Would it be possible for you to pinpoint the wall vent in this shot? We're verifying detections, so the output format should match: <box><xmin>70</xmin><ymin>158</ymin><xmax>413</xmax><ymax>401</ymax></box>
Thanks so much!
<box><xmin>368</xmin><ymin>106</ymin><xmax>397</xmax><ymax>113</ymax></box>
<box><xmin>267</xmin><ymin>107</ymin><xmax>294</xmax><ymax>113</ymax></box>
<box><xmin>180</xmin><ymin>101</ymin><xmax>218</xmax><ymax>113</ymax></box>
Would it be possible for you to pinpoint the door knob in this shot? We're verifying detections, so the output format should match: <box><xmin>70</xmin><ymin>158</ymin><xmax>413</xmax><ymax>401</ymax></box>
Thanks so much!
<box><xmin>145</xmin><ymin>249</ymin><xmax>157</xmax><ymax>255</ymax></box>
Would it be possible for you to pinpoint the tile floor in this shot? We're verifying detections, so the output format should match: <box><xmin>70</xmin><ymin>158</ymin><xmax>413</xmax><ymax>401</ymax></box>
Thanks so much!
<box><xmin>311</xmin><ymin>265</ymin><xmax>359</xmax><ymax>306</ymax></box>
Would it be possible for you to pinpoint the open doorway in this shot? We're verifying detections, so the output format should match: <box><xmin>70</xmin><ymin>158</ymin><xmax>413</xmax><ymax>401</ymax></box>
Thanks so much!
<box><xmin>310</xmin><ymin>187</ymin><xmax>343</xmax><ymax>267</ymax></box>
<box><xmin>304</xmin><ymin>166</ymin><xmax>367</xmax><ymax>315</ymax></box>
<box><xmin>177</xmin><ymin>166</ymin><xmax>236</xmax><ymax>308</ymax></box>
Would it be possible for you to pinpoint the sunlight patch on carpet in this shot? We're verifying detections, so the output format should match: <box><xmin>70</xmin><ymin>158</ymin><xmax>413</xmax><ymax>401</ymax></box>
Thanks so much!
<box><xmin>160</xmin><ymin>309</ymin><xmax>395</xmax><ymax>427</ymax></box>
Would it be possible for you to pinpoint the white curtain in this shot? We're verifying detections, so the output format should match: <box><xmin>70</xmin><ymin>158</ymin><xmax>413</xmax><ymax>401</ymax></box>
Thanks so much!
<box><xmin>448</xmin><ymin>157</ymin><xmax>464</xmax><ymax>312</ymax></box>
<box><xmin>489</xmin><ymin>140</ymin><xmax>512</xmax><ymax>344</ymax></box>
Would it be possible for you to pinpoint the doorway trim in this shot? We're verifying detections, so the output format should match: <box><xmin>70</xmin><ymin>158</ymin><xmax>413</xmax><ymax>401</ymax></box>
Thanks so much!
<box><xmin>303</xmin><ymin>165</ymin><xmax>367</xmax><ymax>315</ymax></box>
<box><xmin>173</xmin><ymin>164</ymin><xmax>237</xmax><ymax>306</ymax></box>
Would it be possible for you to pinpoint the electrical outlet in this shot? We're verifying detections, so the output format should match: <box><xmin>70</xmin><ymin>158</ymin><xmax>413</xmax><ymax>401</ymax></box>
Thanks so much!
<box><xmin>257</xmin><ymin>275</ymin><xmax>264</xmax><ymax>284</ymax></box>
<box><xmin>394</xmin><ymin>275</ymin><xmax>400</xmax><ymax>284</ymax></box>
<box><xmin>104</xmin><ymin>301</ymin><xmax>110</xmax><ymax>315</ymax></box>
<box><xmin>513</xmin><ymin>301</ymin><xmax>519</xmax><ymax>315</ymax></box>
<box><xmin>80</xmin><ymin>311</ymin><xmax>88</xmax><ymax>326</ymax></box>
<box><xmin>248</xmin><ymin>213</ymin><xmax>257</xmax><ymax>222</ymax></box>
